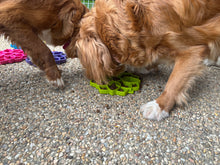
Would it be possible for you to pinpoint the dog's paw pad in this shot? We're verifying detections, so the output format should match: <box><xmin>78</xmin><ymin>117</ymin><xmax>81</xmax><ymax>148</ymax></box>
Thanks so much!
<box><xmin>48</xmin><ymin>78</ymin><xmax>64</xmax><ymax>88</ymax></box>
<box><xmin>140</xmin><ymin>100</ymin><xmax>169</xmax><ymax>121</ymax></box>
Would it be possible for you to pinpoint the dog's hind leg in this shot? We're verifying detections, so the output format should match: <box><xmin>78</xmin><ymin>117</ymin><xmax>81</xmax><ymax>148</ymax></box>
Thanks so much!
<box><xmin>141</xmin><ymin>46</ymin><xmax>208</xmax><ymax>121</ymax></box>
<box><xmin>6</xmin><ymin>24</ymin><xmax>64</xmax><ymax>88</ymax></box>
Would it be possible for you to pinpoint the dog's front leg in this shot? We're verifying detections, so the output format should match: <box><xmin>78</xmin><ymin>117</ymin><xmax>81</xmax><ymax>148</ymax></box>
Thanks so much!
<box><xmin>141</xmin><ymin>46</ymin><xmax>208</xmax><ymax>121</ymax></box>
<box><xmin>9</xmin><ymin>24</ymin><xmax>64</xmax><ymax>88</ymax></box>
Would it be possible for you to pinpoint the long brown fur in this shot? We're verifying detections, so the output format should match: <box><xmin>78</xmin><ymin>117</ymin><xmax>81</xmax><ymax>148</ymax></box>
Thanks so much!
<box><xmin>76</xmin><ymin>0</ymin><xmax>220</xmax><ymax>120</ymax></box>
<box><xmin>0</xmin><ymin>0</ymin><xmax>88</xmax><ymax>87</ymax></box>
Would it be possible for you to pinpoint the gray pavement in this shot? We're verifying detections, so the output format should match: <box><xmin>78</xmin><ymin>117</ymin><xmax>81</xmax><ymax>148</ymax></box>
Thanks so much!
<box><xmin>0</xmin><ymin>35</ymin><xmax>220</xmax><ymax>164</ymax></box>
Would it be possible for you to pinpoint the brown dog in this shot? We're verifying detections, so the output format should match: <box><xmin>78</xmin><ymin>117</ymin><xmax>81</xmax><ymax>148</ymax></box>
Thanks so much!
<box><xmin>0</xmin><ymin>0</ymin><xmax>88</xmax><ymax>87</ymax></box>
<box><xmin>76</xmin><ymin>0</ymin><xmax>220</xmax><ymax>120</ymax></box>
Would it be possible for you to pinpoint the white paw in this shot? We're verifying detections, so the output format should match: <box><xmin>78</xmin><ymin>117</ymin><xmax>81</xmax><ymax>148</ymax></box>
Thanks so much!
<box><xmin>48</xmin><ymin>78</ymin><xmax>64</xmax><ymax>88</ymax></box>
<box><xmin>140</xmin><ymin>100</ymin><xmax>169</xmax><ymax>121</ymax></box>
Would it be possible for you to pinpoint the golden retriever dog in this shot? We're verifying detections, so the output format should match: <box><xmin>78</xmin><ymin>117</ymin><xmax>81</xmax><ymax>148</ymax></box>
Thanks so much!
<box><xmin>0</xmin><ymin>0</ymin><xmax>88</xmax><ymax>87</ymax></box>
<box><xmin>76</xmin><ymin>0</ymin><xmax>220</xmax><ymax>120</ymax></box>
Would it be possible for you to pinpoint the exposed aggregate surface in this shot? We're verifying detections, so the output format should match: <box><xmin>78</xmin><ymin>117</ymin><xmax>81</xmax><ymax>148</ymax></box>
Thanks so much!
<box><xmin>0</xmin><ymin>36</ymin><xmax>219</xmax><ymax>164</ymax></box>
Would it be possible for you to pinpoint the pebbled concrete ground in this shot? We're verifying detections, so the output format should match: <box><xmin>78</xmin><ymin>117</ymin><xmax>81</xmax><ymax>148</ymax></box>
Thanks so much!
<box><xmin>0</xmin><ymin>35</ymin><xmax>219</xmax><ymax>164</ymax></box>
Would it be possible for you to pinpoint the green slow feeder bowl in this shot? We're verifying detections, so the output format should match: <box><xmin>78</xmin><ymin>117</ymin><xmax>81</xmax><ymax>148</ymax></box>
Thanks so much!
<box><xmin>90</xmin><ymin>72</ymin><xmax>141</xmax><ymax>96</ymax></box>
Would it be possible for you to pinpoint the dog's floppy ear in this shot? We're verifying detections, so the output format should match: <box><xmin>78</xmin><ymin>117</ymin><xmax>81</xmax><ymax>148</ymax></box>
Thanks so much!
<box><xmin>76</xmin><ymin>33</ymin><xmax>118</xmax><ymax>84</ymax></box>
<box><xmin>126</xmin><ymin>1</ymin><xmax>147</xmax><ymax>31</ymax></box>
<box><xmin>58</xmin><ymin>0</ymin><xmax>88</xmax><ymax>36</ymax></box>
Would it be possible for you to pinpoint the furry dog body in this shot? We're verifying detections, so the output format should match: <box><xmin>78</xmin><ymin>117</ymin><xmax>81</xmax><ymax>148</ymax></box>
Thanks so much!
<box><xmin>0</xmin><ymin>0</ymin><xmax>88</xmax><ymax>87</ymax></box>
<box><xmin>76</xmin><ymin>0</ymin><xmax>220</xmax><ymax>120</ymax></box>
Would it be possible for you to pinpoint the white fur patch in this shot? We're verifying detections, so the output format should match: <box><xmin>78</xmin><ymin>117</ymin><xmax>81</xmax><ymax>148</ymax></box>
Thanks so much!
<box><xmin>48</xmin><ymin>78</ymin><xmax>64</xmax><ymax>88</ymax></box>
<box><xmin>39</xmin><ymin>29</ymin><xmax>53</xmax><ymax>45</ymax></box>
<box><xmin>207</xmin><ymin>41</ymin><xmax>220</xmax><ymax>67</ymax></box>
<box><xmin>203</xmin><ymin>57</ymin><xmax>220</xmax><ymax>66</ymax></box>
<box><xmin>203</xmin><ymin>59</ymin><xmax>215</xmax><ymax>66</ymax></box>
<box><xmin>140</xmin><ymin>100</ymin><xmax>169</xmax><ymax>121</ymax></box>
<box><xmin>125</xmin><ymin>65</ymin><xmax>150</xmax><ymax>74</ymax></box>
<box><xmin>216</xmin><ymin>57</ymin><xmax>220</xmax><ymax>66</ymax></box>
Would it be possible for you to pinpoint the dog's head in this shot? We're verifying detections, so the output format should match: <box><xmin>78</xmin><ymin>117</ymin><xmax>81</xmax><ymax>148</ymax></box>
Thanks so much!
<box><xmin>76</xmin><ymin>0</ymin><xmax>150</xmax><ymax>84</ymax></box>
<box><xmin>51</xmin><ymin>0</ymin><xmax>89</xmax><ymax>58</ymax></box>
<box><xmin>76</xmin><ymin>4</ymin><xmax>125</xmax><ymax>84</ymax></box>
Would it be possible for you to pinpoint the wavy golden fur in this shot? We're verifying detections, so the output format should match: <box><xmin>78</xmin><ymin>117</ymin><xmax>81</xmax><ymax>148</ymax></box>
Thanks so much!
<box><xmin>0</xmin><ymin>0</ymin><xmax>88</xmax><ymax>87</ymax></box>
<box><xmin>76</xmin><ymin>0</ymin><xmax>220</xmax><ymax>120</ymax></box>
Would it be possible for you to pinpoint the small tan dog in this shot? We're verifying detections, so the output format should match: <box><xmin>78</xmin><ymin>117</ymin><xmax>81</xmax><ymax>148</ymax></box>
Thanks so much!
<box><xmin>0</xmin><ymin>0</ymin><xmax>88</xmax><ymax>87</ymax></box>
<box><xmin>76</xmin><ymin>0</ymin><xmax>220</xmax><ymax>120</ymax></box>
